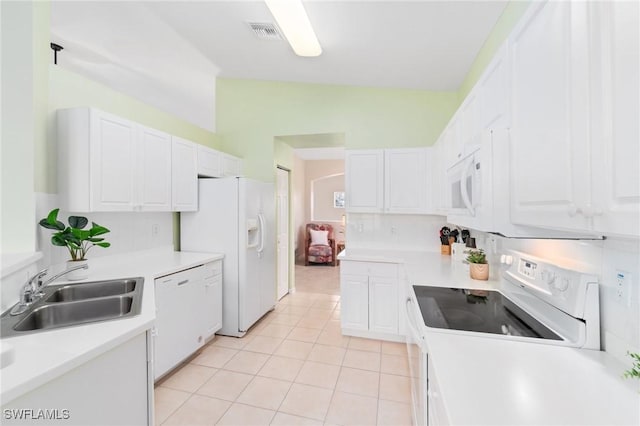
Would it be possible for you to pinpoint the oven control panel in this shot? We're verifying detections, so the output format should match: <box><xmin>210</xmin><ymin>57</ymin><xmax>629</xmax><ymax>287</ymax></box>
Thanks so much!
<box><xmin>503</xmin><ymin>250</ymin><xmax>599</xmax><ymax>319</ymax></box>
<box><xmin>518</xmin><ymin>258</ymin><xmax>538</xmax><ymax>279</ymax></box>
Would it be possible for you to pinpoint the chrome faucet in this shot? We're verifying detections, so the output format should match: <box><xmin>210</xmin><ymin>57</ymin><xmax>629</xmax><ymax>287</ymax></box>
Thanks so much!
<box><xmin>9</xmin><ymin>264</ymin><xmax>89</xmax><ymax>316</ymax></box>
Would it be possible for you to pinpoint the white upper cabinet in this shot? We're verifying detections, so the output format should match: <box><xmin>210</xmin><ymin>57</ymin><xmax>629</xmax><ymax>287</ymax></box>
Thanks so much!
<box><xmin>509</xmin><ymin>1</ymin><xmax>593</xmax><ymax>232</ymax></box>
<box><xmin>137</xmin><ymin>125</ymin><xmax>172</xmax><ymax>211</ymax></box>
<box><xmin>431</xmin><ymin>137</ymin><xmax>448</xmax><ymax>215</ymax></box>
<box><xmin>509</xmin><ymin>1</ymin><xmax>639</xmax><ymax>237</ymax></box>
<box><xmin>478</xmin><ymin>43</ymin><xmax>510</xmax><ymax>130</ymax></box>
<box><xmin>58</xmin><ymin>108</ymin><xmax>195</xmax><ymax>212</ymax></box>
<box><xmin>384</xmin><ymin>148</ymin><xmax>430</xmax><ymax>213</ymax></box>
<box><xmin>346</xmin><ymin>148</ymin><xmax>431</xmax><ymax>214</ymax></box>
<box><xmin>346</xmin><ymin>150</ymin><xmax>384</xmax><ymax>212</ymax></box>
<box><xmin>221</xmin><ymin>153</ymin><xmax>242</xmax><ymax>177</ymax></box>
<box><xmin>197</xmin><ymin>145</ymin><xmax>222</xmax><ymax>177</ymax></box>
<box><xmin>590</xmin><ymin>0</ymin><xmax>640</xmax><ymax>236</ymax></box>
<box><xmin>443</xmin><ymin>116</ymin><xmax>463</xmax><ymax>167</ymax></box>
<box><xmin>87</xmin><ymin>110</ymin><xmax>137</xmax><ymax>211</ymax></box>
<box><xmin>171</xmin><ymin>136</ymin><xmax>198</xmax><ymax>212</ymax></box>
<box><xmin>59</xmin><ymin>108</ymin><xmax>173</xmax><ymax>212</ymax></box>
<box><xmin>459</xmin><ymin>91</ymin><xmax>481</xmax><ymax>149</ymax></box>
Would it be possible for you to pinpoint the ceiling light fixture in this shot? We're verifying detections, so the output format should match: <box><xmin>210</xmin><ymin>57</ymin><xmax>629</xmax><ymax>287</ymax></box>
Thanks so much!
<box><xmin>264</xmin><ymin>0</ymin><xmax>322</xmax><ymax>57</ymax></box>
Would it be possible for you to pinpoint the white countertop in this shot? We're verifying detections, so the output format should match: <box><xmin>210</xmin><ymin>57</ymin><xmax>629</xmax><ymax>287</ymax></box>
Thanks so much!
<box><xmin>338</xmin><ymin>248</ymin><xmax>640</xmax><ymax>425</ymax></box>
<box><xmin>0</xmin><ymin>248</ymin><xmax>223</xmax><ymax>405</ymax></box>
<box><xmin>427</xmin><ymin>331</ymin><xmax>640</xmax><ymax>425</ymax></box>
<box><xmin>339</xmin><ymin>248</ymin><xmax>501</xmax><ymax>290</ymax></box>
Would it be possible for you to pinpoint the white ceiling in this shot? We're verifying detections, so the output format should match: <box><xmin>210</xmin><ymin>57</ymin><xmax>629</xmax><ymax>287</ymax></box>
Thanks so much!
<box><xmin>50</xmin><ymin>1</ymin><xmax>508</xmax><ymax>129</ymax></box>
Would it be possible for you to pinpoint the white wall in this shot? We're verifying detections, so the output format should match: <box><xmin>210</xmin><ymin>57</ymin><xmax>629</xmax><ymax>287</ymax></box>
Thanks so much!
<box><xmin>347</xmin><ymin>214</ymin><xmax>447</xmax><ymax>252</ymax></box>
<box><xmin>1</xmin><ymin>1</ymin><xmax>36</xmax><ymax>254</ymax></box>
<box><xmin>312</xmin><ymin>174</ymin><xmax>344</xmax><ymax>222</ymax></box>
<box><xmin>35</xmin><ymin>193</ymin><xmax>174</xmax><ymax>269</ymax></box>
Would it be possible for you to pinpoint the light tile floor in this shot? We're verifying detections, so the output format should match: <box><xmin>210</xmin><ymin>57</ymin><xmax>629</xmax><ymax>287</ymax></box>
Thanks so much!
<box><xmin>155</xmin><ymin>264</ymin><xmax>412</xmax><ymax>426</ymax></box>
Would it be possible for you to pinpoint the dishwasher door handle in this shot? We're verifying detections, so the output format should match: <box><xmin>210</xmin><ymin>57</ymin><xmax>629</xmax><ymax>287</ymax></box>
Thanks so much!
<box><xmin>177</xmin><ymin>279</ymin><xmax>189</xmax><ymax>286</ymax></box>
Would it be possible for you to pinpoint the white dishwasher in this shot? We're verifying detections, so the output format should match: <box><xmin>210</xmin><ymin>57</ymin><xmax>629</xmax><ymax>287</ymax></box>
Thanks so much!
<box><xmin>154</xmin><ymin>265</ymin><xmax>205</xmax><ymax>380</ymax></box>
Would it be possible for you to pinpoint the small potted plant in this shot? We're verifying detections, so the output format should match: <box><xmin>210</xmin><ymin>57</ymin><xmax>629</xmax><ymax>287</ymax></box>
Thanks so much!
<box><xmin>624</xmin><ymin>352</ymin><xmax>640</xmax><ymax>381</ymax></box>
<box><xmin>466</xmin><ymin>249</ymin><xmax>489</xmax><ymax>281</ymax></box>
<box><xmin>39</xmin><ymin>208</ymin><xmax>111</xmax><ymax>280</ymax></box>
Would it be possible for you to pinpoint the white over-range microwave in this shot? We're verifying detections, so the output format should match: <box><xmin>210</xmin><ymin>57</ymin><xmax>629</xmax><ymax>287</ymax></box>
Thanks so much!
<box><xmin>446</xmin><ymin>133</ymin><xmax>492</xmax><ymax>230</ymax></box>
<box><xmin>445</xmin><ymin>129</ymin><xmax>596</xmax><ymax>238</ymax></box>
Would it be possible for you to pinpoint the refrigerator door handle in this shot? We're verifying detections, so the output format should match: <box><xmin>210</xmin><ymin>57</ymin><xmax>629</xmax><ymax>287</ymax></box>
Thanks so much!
<box><xmin>257</xmin><ymin>213</ymin><xmax>265</xmax><ymax>255</ymax></box>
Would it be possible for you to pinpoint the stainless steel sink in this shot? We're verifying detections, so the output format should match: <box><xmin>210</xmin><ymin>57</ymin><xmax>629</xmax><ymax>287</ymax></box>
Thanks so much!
<box><xmin>1</xmin><ymin>277</ymin><xmax>144</xmax><ymax>337</ymax></box>
<box><xmin>45</xmin><ymin>279</ymin><xmax>137</xmax><ymax>303</ymax></box>
<box><xmin>14</xmin><ymin>296</ymin><xmax>134</xmax><ymax>331</ymax></box>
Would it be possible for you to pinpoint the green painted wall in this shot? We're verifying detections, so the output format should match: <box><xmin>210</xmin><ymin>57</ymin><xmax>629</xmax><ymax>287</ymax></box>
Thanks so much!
<box><xmin>40</xmin><ymin>66</ymin><xmax>221</xmax><ymax>193</ymax></box>
<box><xmin>457</xmin><ymin>1</ymin><xmax>532</xmax><ymax>101</ymax></box>
<box><xmin>217</xmin><ymin>79</ymin><xmax>458</xmax><ymax>182</ymax></box>
<box><xmin>1</xmin><ymin>1</ymin><xmax>49</xmax><ymax>253</ymax></box>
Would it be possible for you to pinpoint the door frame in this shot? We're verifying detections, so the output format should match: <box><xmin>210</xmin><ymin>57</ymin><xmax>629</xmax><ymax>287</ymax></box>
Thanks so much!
<box><xmin>276</xmin><ymin>165</ymin><xmax>291</xmax><ymax>300</ymax></box>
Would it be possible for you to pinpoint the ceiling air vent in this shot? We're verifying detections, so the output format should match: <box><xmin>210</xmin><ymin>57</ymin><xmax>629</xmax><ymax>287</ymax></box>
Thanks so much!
<box><xmin>248</xmin><ymin>22</ymin><xmax>283</xmax><ymax>41</ymax></box>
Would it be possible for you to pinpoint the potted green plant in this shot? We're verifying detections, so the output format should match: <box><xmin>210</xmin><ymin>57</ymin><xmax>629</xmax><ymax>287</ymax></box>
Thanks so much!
<box><xmin>39</xmin><ymin>208</ymin><xmax>111</xmax><ymax>280</ymax></box>
<box><xmin>624</xmin><ymin>352</ymin><xmax>640</xmax><ymax>381</ymax></box>
<box><xmin>466</xmin><ymin>249</ymin><xmax>489</xmax><ymax>281</ymax></box>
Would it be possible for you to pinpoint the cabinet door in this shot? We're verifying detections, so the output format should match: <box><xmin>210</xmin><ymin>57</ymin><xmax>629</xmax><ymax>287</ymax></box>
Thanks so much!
<box><xmin>384</xmin><ymin>148</ymin><xmax>429</xmax><ymax>213</ymax></box>
<box><xmin>171</xmin><ymin>136</ymin><xmax>198</xmax><ymax>211</ymax></box>
<box><xmin>444</xmin><ymin>117</ymin><xmax>463</xmax><ymax>167</ymax></box>
<box><xmin>345</xmin><ymin>150</ymin><xmax>384</xmax><ymax>212</ymax></box>
<box><xmin>340</xmin><ymin>274</ymin><xmax>369</xmax><ymax>330</ymax></box>
<box><xmin>5</xmin><ymin>333</ymin><xmax>149</xmax><ymax>425</ymax></box>
<box><xmin>591</xmin><ymin>1</ymin><xmax>640</xmax><ymax>236</ymax></box>
<box><xmin>197</xmin><ymin>145</ymin><xmax>222</xmax><ymax>177</ymax></box>
<box><xmin>459</xmin><ymin>92</ymin><xmax>481</xmax><ymax>149</ymax></box>
<box><xmin>509</xmin><ymin>1</ymin><xmax>592</xmax><ymax>232</ymax></box>
<box><xmin>431</xmin><ymin>139</ymin><xmax>448</xmax><ymax>214</ymax></box>
<box><xmin>368</xmin><ymin>276</ymin><xmax>398</xmax><ymax>334</ymax></box>
<box><xmin>202</xmin><ymin>261</ymin><xmax>223</xmax><ymax>339</ymax></box>
<box><xmin>89</xmin><ymin>110</ymin><xmax>137</xmax><ymax>211</ymax></box>
<box><xmin>138</xmin><ymin>126</ymin><xmax>172</xmax><ymax>211</ymax></box>
<box><xmin>479</xmin><ymin>43</ymin><xmax>510</xmax><ymax>130</ymax></box>
<box><xmin>221</xmin><ymin>153</ymin><xmax>242</xmax><ymax>177</ymax></box>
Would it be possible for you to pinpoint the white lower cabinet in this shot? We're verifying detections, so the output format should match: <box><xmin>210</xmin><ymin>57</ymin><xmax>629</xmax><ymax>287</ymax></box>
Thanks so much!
<box><xmin>340</xmin><ymin>260</ymin><xmax>401</xmax><ymax>341</ymax></box>
<box><xmin>202</xmin><ymin>260</ymin><xmax>223</xmax><ymax>340</ymax></box>
<box><xmin>2</xmin><ymin>332</ymin><xmax>151</xmax><ymax>426</ymax></box>
<box><xmin>154</xmin><ymin>260</ymin><xmax>223</xmax><ymax>380</ymax></box>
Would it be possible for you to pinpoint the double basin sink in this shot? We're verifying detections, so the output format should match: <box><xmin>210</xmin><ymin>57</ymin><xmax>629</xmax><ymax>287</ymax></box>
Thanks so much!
<box><xmin>1</xmin><ymin>278</ymin><xmax>144</xmax><ymax>338</ymax></box>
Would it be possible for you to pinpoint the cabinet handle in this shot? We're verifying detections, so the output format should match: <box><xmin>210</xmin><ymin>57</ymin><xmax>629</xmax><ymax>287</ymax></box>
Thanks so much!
<box><xmin>582</xmin><ymin>205</ymin><xmax>603</xmax><ymax>218</ymax></box>
<box><xmin>177</xmin><ymin>279</ymin><xmax>189</xmax><ymax>286</ymax></box>
<box><xmin>567</xmin><ymin>204</ymin><xmax>581</xmax><ymax>217</ymax></box>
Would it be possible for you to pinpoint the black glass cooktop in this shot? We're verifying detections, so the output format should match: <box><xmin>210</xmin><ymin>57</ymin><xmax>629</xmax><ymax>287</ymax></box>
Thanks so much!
<box><xmin>413</xmin><ymin>286</ymin><xmax>562</xmax><ymax>340</ymax></box>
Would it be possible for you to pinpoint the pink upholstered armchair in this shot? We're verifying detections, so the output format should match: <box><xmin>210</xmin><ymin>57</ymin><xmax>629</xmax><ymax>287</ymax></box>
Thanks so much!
<box><xmin>304</xmin><ymin>223</ymin><xmax>337</xmax><ymax>266</ymax></box>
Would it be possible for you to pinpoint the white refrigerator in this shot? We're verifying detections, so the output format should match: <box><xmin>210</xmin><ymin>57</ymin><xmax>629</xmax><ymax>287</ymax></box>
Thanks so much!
<box><xmin>181</xmin><ymin>177</ymin><xmax>276</xmax><ymax>337</ymax></box>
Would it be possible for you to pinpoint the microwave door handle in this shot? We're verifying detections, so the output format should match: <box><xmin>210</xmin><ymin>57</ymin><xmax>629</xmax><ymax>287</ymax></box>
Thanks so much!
<box><xmin>460</xmin><ymin>157</ymin><xmax>476</xmax><ymax>216</ymax></box>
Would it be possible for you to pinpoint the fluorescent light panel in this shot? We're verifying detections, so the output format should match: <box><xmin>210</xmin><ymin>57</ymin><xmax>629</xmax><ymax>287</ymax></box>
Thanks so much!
<box><xmin>265</xmin><ymin>0</ymin><xmax>322</xmax><ymax>57</ymax></box>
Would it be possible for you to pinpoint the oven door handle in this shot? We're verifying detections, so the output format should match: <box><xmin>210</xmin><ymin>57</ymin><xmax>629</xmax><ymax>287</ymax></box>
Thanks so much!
<box><xmin>405</xmin><ymin>297</ymin><xmax>425</xmax><ymax>345</ymax></box>
<box><xmin>460</xmin><ymin>156</ymin><xmax>476</xmax><ymax>216</ymax></box>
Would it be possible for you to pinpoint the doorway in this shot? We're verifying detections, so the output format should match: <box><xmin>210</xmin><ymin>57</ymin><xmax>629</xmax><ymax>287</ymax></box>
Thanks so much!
<box><xmin>276</xmin><ymin>166</ymin><xmax>290</xmax><ymax>300</ymax></box>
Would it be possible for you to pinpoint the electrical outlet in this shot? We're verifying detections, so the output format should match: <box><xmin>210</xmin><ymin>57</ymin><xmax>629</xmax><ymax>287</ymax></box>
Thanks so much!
<box><xmin>151</xmin><ymin>224</ymin><xmax>159</xmax><ymax>237</ymax></box>
<box><xmin>615</xmin><ymin>270</ymin><xmax>631</xmax><ymax>306</ymax></box>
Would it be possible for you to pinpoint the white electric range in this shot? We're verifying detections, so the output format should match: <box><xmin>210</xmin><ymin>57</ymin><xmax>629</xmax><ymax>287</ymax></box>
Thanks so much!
<box><xmin>405</xmin><ymin>250</ymin><xmax>600</xmax><ymax>426</ymax></box>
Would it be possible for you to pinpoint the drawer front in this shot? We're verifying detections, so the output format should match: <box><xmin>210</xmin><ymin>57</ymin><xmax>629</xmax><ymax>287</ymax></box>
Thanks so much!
<box><xmin>156</xmin><ymin>265</ymin><xmax>204</xmax><ymax>285</ymax></box>
<box><xmin>341</xmin><ymin>260</ymin><xmax>398</xmax><ymax>278</ymax></box>
<box><xmin>203</xmin><ymin>260</ymin><xmax>222</xmax><ymax>279</ymax></box>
